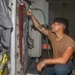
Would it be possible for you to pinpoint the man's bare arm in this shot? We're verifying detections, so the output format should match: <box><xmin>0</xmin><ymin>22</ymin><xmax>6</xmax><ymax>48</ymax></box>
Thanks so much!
<box><xmin>31</xmin><ymin>15</ymin><xmax>48</xmax><ymax>35</ymax></box>
<box><xmin>26</xmin><ymin>10</ymin><xmax>48</xmax><ymax>36</ymax></box>
<box><xmin>44</xmin><ymin>47</ymin><xmax>74</xmax><ymax>64</ymax></box>
<box><xmin>37</xmin><ymin>47</ymin><xmax>74</xmax><ymax>71</ymax></box>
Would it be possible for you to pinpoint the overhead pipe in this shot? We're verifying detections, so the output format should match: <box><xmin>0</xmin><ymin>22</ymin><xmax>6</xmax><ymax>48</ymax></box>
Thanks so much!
<box><xmin>11</xmin><ymin>0</ymin><xmax>16</xmax><ymax>75</ymax></box>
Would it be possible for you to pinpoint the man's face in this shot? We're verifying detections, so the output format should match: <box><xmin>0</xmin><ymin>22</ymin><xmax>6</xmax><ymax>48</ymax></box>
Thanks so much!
<box><xmin>51</xmin><ymin>22</ymin><xmax>61</xmax><ymax>33</ymax></box>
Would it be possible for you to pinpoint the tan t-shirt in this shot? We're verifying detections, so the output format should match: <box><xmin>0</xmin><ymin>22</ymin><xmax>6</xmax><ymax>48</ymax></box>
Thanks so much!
<box><xmin>48</xmin><ymin>30</ymin><xmax>75</xmax><ymax>58</ymax></box>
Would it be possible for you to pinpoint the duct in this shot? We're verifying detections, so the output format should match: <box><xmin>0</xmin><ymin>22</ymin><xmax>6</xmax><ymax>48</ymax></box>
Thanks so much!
<box><xmin>1</xmin><ymin>29</ymin><xmax>11</xmax><ymax>49</ymax></box>
<box><xmin>0</xmin><ymin>0</ymin><xmax>13</xmax><ymax>29</ymax></box>
<box><xmin>0</xmin><ymin>0</ymin><xmax>13</xmax><ymax>49</ymax></box>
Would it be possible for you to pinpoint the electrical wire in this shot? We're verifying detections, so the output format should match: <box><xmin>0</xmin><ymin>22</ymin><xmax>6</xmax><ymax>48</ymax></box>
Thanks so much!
<box><xmin>23</xmin><ymin>8</ymin><xmax>34</xmax><ymax>49</ymax></box>
<box><xmin>26</xmin><ymin>19</ymin><xmax>34</xmax><ymax>49</ymax></box>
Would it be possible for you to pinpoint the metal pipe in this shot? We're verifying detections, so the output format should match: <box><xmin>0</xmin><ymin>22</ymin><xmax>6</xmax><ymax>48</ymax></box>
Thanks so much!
<box><xmin>10</xmin><ymin>0</ymin><xmax>16</xmax><ymax>75</ymax></box>
<box><xmin>18</xmin><ymin>3</ymin><xmax>25</xmax><ymax>65</ymax></box>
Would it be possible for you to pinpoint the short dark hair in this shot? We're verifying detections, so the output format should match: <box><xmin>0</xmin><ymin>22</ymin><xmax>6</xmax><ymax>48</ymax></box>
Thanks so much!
<box><xmin>54</xmin><ymin>17</ymin><xmax>69</xmax><ymax>34</ymax></box>
<box><xmin>54</xmin><ymin>17</ymin><xmax>69</xmax><ymax>27</ymax></box>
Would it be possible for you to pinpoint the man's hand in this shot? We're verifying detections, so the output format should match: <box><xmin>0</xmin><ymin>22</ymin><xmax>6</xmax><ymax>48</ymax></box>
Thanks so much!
<box><xmin>25</xmin><ymin>10</ymin><xmax>32</xmax><ymax>17</ymax></box>
<box><xmin>37</xmin><ymin>60</ymin><xmax>46</xmax><ymax>72</ymax></box>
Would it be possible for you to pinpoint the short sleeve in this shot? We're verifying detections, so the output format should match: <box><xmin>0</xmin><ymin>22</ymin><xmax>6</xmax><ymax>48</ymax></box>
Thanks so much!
<box><xmin>65</xmin><ymin>39</ymin><xmax>75</xmax><ymax>51</ymax></box>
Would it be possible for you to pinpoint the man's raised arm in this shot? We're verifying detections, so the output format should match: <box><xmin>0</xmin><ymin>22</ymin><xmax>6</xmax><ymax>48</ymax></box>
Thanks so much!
<box><xmin>26</xmin><ymin>10</ymin><xmax>48</xmax><ymax>36</ymax></box>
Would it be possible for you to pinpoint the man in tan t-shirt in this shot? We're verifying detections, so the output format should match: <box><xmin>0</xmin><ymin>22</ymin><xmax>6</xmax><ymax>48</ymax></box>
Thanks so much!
<box><xmin>26</xmin><ymin>10</ymin><xmax>75</xmax><ymax>75</ymax></box>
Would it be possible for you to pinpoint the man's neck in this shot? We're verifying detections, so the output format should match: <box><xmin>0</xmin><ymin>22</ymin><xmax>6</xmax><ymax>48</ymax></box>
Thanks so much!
<box><xmin>56</xmin><ymin>32</ymin><xmax>65</xmax><ymax>41</ymax></box>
